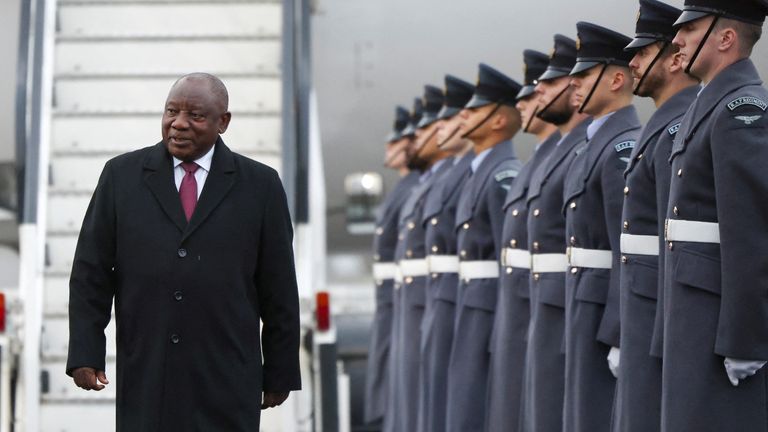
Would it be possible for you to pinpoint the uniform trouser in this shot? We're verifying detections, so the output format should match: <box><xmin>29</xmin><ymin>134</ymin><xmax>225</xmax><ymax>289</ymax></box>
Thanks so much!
<box><xmin>382</xmin><ymin>286</ymin><xmax>402</xmax><ymax>432</ymax></box>
<box><xmin>519</xmin><ymin>273</ymin><xmax>566</xmax><ymax>432</ymax></box>
<box><xmin>563</xmin><ymin>271</ymin><xmax>616</xmax><ymax>432</ymax></box>
<box><xmin>661</xmin><ymin>245</ymin><xmax>768</xmax><ymax>432</ymax></box>
<box><xmin>611</xmin><ymin>262</ymin><xmax>662</xmax><ymax>432</ymax></box>
<box><xmin>485</xmin><ymin>269</ymin><xmax>530</xmax><ymax>432</ymax></box>
<box><xmin>417</xmin><ymin>275</ymin><xmax>458</xmax><ymax>432</ymax></box>
<box><xmin>364</xmin><ymin>283</ymin><xmax>394</xmax><ymax>423</ymax></box>
<box><xmin>446</xmin><ymin>280</ymin><xmax>496</xmax><ymax>432</ymax></box>
<box><xmin>395</xmin><ymin>277</ymin><xmax>427</xmax><ymax>432</ymax></box>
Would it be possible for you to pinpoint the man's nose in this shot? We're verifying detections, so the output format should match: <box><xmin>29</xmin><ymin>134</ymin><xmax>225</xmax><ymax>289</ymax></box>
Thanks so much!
<box><xmin>172</xmin><ymin>113</ymin><xmax>189</xmax><ymax>129</ymax></box>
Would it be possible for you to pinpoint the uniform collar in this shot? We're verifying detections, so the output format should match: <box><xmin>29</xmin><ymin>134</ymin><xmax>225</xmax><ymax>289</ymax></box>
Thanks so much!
<box><xmin>586</xmin><ymin>111</ymin><xmax>616</xmax><ymax>141</ymax></box>
<box><xmin>470</xmin><ymin>146</ymin><xmax>493</xmax><ymax>173</ymax></box>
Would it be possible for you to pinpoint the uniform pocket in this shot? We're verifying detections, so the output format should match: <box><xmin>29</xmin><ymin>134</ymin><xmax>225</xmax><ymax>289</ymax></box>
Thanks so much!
<box><xmin>536</xmin><ymin>273</ymin><xmax>566</xmax><ymax>308</ymax></box>
<box><xmin>461</xmin><ymin>279</ymin><xmax>498</xmax><ymax>311</ymax></box>
<box><xmin>627</xmin><ymin>256</ymin><xmax>659</xmax><ymax>300</ymax></box>
<box><xmin>574</xmin><ymin>270</ymin><xmax>610</xmax><ymax>304</ymax></box>
<box><xmin>673</xmin><ymin>247</ymin><xmax>721</xmax><ymax>296</ymax></box>
<box><xmin>433</xmin><ymin>274</ymin><xmax>459</xmax><ymax>303</ymax></box>
<box><xmin>512</xmin><ymin>270</ymin><xmax>532</xmax><ymax>299</ymax></box>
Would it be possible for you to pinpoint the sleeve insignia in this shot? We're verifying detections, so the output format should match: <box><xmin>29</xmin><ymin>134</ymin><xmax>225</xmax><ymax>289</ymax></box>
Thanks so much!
<box><xmin>494</xmin><ymin>169</ymin><xmax>518</xmax><ymax>183</ymax></box>
<box><xmin>667</xmin><ymin>122</ymin><xmax>681</xmax><ymax>136</ymax></box>
<box><xmin>614</xmin><ymin>140</ymin><xmax>636</xmax><ymax>153</ymax></box>
<box><xmin>727</xmin><ymin>96</ymin><xmax>767</xmax><ymax>112</ymax></box>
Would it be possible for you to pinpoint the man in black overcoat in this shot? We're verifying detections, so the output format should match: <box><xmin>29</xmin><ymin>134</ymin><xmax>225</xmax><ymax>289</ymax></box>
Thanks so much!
<box><xmin>66</xmin><ymin>73</ymin><xmax>301</xmax><ymax>431</ymax></box>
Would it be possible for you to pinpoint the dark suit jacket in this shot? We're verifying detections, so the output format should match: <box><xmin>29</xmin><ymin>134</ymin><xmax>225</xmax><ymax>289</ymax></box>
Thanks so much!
<box><xmin>66</xmin><ymin>138</ymin><xmax>301</xmax><ymax>432</ymax></box>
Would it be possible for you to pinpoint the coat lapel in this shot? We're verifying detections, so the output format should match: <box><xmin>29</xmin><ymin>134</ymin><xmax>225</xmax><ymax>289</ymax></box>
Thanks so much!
<box><xmin>181</xmin><ymin>138</ymin><xmax>237</xmax><ymax>242</ymax></box>
<box><xmin>503</xmin><ymin>132</ymin><xmax>559</xmax><ymax>209</ymax></box>
<box><xmin>143</xmin><ymin>142</ymin><xmax>188</xmax><ymax>233</ymax></box>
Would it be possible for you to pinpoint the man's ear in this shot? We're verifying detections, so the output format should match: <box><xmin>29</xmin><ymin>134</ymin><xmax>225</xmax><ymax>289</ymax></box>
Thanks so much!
<box><xmin>668</xmin><ymin>50</ymin><xmax>685</xmax><ymax>73</ymax></box>
<box><xmin>490</xmin><ymin>110</ymin><xmax>509</xmax><ymax>131</ymax></box>
<box><xmin>218</xmin><ymin>111</ymin><xmax>232</xmax><ymax>134</ymax></box>
<box><xmin>718</xmin><ymin>26</ymin><xmax>738</xmax><ymax>52</ymax></box>
<box><xmin>609</xmin><ymin>68</ymin><xmax>627</xmax><ymax>92</ymax></box>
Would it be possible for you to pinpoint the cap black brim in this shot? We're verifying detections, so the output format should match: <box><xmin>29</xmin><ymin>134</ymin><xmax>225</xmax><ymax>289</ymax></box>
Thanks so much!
<box><xmin>400</xmin><ymin>124</ymin><xmax>416</xmax><ymax>137</ymax></box>
<box><xmin>464</xmin><ymin>94</ymin><xmax>496</xmax><ymax>109</ymax></box>
<box><xmin>673</xmin><ymin>10</ymin><xmax>711</xmax><ymax>28</ymax></box>
<box><xmin>570</xmin><ymin>61</ymin><xmax>601</xmax><ymax>76</ymax></box>
<box><xmin>538</xmin><ymin>67</ymin><xmax>571</xmax><ymax>82</ymax></box>
<box><xmin>625</xmin><ymin>37</ymin><xmax>658</xmax><ymax>51</ymax></box>
<box><xmin>516</xmin><ymin>85</ymin><xmax>536</xmax><ymax>100</ymax></box>
<box><xmin>437</xmin><ymin>106</ymin><xmax>461</xmax><ymax>120</ymax></box>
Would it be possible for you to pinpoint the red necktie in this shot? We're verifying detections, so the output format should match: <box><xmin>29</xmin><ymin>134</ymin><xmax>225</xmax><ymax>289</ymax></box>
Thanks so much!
<box><xmin>179</xmin><ymin>162</ymin><xmax>199</xmax><ymax>222</ymax></box>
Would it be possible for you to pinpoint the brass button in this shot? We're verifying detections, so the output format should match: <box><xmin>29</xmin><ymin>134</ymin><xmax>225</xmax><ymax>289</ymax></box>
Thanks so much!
<box><xmin>512</xmin><ymin>209</ymin><xmax>520</xmax><ymax>217</ymax></box>
<box><xmin>624</xmin><ymin>186</ymin><xmax>629</xmax><ymax>195</ymax></box>
<box><xmin>673</xmin><ymin>206</ymin><xmax>679</xmax><ymax>216</ymax></box>
<box><xmin>570</xmin><ymin>236</ymin><xmax>576</xmax><ymax>246</ymax></box>
<box><xmin>571</xmin><ymin>267</ymin><xmax>579</xmax><ymax>274</ymax></box>
<box><xmin>532</xmin><ymin>242</ymin><xmax>540</xmax><ymax>252</ymax></box>
<box><xmin>533</xmin><ymin>273</ymin><xmax>541</xmax><ymax>281</ymax></box>
<box><xmin>460</xmin><ymin>250</ymin><xmax>467</xmax><ymax>258</ymax></box>
<box><xmin>533</xmin><ymin>209</ymin><xmax>541</xmax><ymax>217</ymax></box>
<box><xmin>405</xmin><ymin>277</ymin><xmax>413</xmax><ymax>284</ymax></box>
<box><xmin>431</xmin><ymin>218</ymin><xmax>438</xmax><ymax>225</ymax></box>
<box><xmin>621</xmin><ymin>255</ymin><xmax>628</xmax><ymax>264</ymax></box>
<box><xmin>570</xmin><ymin>202</ymin><xmax>577</xmax><ymax>209</ymax></box>
<box><xmin>374</xmin><ymin>254</ymin><xmax>381</xmax><ymax>261</ymax></box>
<box><xmin>432</xmin><ymin>273</ymin><xmax>438</xmax><ymax>279</ymax></box>
<box><xmin>463</xmin><ymin>223</ymin><xmax>470</xmax><ymax>230</ymax></box>
<box><xmin>464</xmin><ymin>278</ymin><xmax>471</xmax><ymax>284</ymax></box>
<box><xmin>506</xmin><ymin>267</ymin><xmax>514</xmax><ymax>274</ymax></box>
<box><xmin>431</xmin><ymin>245</ymin><xmax>439</xmax><ymax>253</ymax></box>
<box><xmin>668</xmin><ymin>242</ymin><xmax>674</xmax><ymax>251</ymax></box>
<box><xmin>510</xmin><ymin>239</ymin><xmax>517</xmax><ymax>248</ymax></box>
<box><xmin>677</xmin><ymin>168</ymin><xmax>683</xmax><ymax>177</ymax></box>
<box><xmin>623</xmin><ymin>221</ymin><xmax>629</xmax><ymax>231</ymax></box>
<box><xmin>376</xmin><ymin>227</ymin><xmax>384</xmax><ymax>235</ymax></box>
<box><xmin>398</xmin><ymin>234</ymin><xmax>404</xmax><ymax>241</ymax></box>
<box><xmin>637</xmin><ymin>153</ymin><xmax>644</xmax><ymax>160</ymax></box>
<box><xmin>406</xmin><ymin>250</ymin><xmax>413</xmax><ymax>258</ymax></box>
<box><xmin>408</xmin><ymin>221</ymin><xmax>415</xmax><ymax>230</ymax></box>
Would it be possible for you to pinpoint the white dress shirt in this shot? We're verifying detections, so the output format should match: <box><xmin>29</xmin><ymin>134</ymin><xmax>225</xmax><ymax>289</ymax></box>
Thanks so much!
<box><xmin>173</xmin><ymin>144</ymin><xmax>215</xmax><ymax>199</ymax></box>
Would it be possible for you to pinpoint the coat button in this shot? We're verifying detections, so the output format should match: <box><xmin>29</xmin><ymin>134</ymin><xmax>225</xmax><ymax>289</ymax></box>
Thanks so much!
<box><xmin>376</xmin><ymin>227</ymin><xmax>384</xmax><ymax>235</ymax></box>
<box><xmin>533</xmin><ymin>209</ymin><xmax>541</xmax><ymax>217</ymax></box>
<box><xmin>532</xmin><ymin>242</ymin><xmax>540</xmax><ymax>252</ymax></box>
<box><xmin>170</xmin><ymin>334</ymin><xmax>181</xmax><ymax>344</ymax></box>
<box><xmin>673</xmin><ymin>206</ymin><xmax>679</xmax><ymax>216</ymax></box>
<box><xmin>506</xmin><ymin>267</ymin><xmax>513</xmax><ymax>274</ymax></box>
<box><xmin>398</xmin><ymin>234</ymin><xmax>404</xmax><ymax>241</ymax></box>
<box><xmin>460</xmin><ymin>250</ymin><xmax>467</xmax><ymax>258</ymax></box>
<box><xmin>432</xmin><ymin>273</ymin><xmax>438</xmax><ymax>279</ymax></box>
<box><xmin>374</xmin><ymin>254</ymin><xmax>381</xmax><ymax>261</ymax></box>
<box><xmin>668</xmin><ymin>242</ymin><xmax>674</xmax><ymax>251</ymax></box>
<box><xmin>623</xmin><ymin>221</ymin><xmax>629</xmax><ymax>231</ymax></box>
<box><xmin>677</xmin><ymin>168</ymin><xmax>683</xmax><ymax>177</ymax></box>
<box><xmin>431</xmin><ymin>218</ymin><xmax>438</xmax><ymax>226</ymax></box>
<box><xmin>512</xmin><ymin>209</ymin><xmax>520</xmax><ymax>217</ymax></box>
<box><xmin>177</xmin><ymin>248</ymin><xmax>187</xmax><ymax>258</ymax></box>
<box><xmin>408</xmin><ymin>221</ymin><xmax>415</xmax><ymax>230</ymax></box>
<box><xmin>463</xmin><ymin>223</ymin><xmax>470</xmax><ymax>230</ymax></box>
<box><xmin>406</xmin><ymin>250</ymin><xmax>413</xmax><ymax>258</ymax></box>
<box><xmin>431</xmin><ymin>245</ymin><xmax>439</xmax><ymax>253</ymax></box>
<box><xmin>174</xmin><ymin>291</ymin><xmax>183</xmax><ymax>301</ymax></box>
<box><xmin>510</xmin><ymin>239</ymin><xmax>517</xmax><ymax>247</ymax></box>
<box><xmin>570</xmin><ymin>236</ymin><xmax>576</xmax><ymax>246</ymax></box>
<box><xmin>624</xmin><ymin>186</ymin><xmax>629</xmax><ymax>195</ymax></box>
<box><xmin>533</xmin><ymin>274</ymin><xmax>540</xmax><ymax>281</ymax></box>
<box><xmin>621</xmin><ymin>256</ymin><xmax>628</xmax><ymax>264</ymax></box>
<box><xmin>570</xmin><ymin>202</ymin><xmax>577</xmax><ymax>209</ymax></box>
<box><xmin>405</xmin><ymin>277</ymin><xmax>413</xmax><ymax>284</ymax></box>
<box><xmin>571</xmin><ymin>267</ymin><xmax>579</xmax><ymax>274</ymax></box>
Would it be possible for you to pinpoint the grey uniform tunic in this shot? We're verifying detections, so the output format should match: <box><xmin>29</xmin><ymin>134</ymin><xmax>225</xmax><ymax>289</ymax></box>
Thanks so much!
<box><xmin>520</xmin><ymin>118</ymin><xmax>590</xmax><ymax>432</ymax></box>
<box><xmin>390</xmin><ymin>161</ymin><xmax>453</xmax><ymax>432</ymax></box>
<box><xmin>662</xmin><ymin>58</ymin><xmax>768</xmax><ymax>432</ymax></box>
<box><xmin>562</xmin><ymin>105</ymin><xmax>641</xmax><ymax>432</ymax></box>
<box><xmin>611</xmin><ymin>86</ymin><xmax>698</xmax><ymax>432</ymax></box>
<box><xmin>446</xmin><ymin>140</ymin><xmax>522</xmax><ymax>432</ymax></box>
<box><xmin>366</xmin><ymin>171</ymin><xmax>419</xmax><ymax>424</ymax></box>
<box><xmin>486</xmin><ymin>132</ymin><xmax>559</xmax><ymax>432</ymax></box>
<box><xmin>417</xmin><ymin>153</ymin><xmax>473</xmax><ymax>432</ymax></box>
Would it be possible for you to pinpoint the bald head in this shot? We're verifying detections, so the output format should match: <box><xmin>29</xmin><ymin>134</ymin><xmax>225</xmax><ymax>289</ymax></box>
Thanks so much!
<box><xmin>171</xmin><ymin>73</ymin><xmax>229</xmax><ymax>113</ymax></box>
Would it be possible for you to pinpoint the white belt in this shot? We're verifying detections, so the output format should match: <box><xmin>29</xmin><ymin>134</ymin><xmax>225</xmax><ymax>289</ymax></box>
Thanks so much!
<box><xmin>372</xmin><ymin>262</ymin><xmax>398</xmax><ymax>280</ymax></box>
<box><xmin>502</xmin><ymin>248</ymin><xmax>531</xmax><ymax>269</ymax></box>
<box><xmin>567</xmin><ymin>247</ymin><xmax>613</xmax><ymax>269</ymax></box>
<box><xmin>427</xmin><ymin>255</ymin><xmax>460</xmax><ymax>273</ymax></box>
<box><xmin>399</xmin><ymin>259</ymin><xmax>430</xmax><ymax>277</ymax></box>
<box><xmin>620</xmin><ymin>234</ymin><xmax>660</xmax><ymax>256</ymax></box>
<box><xmin>665</xmin><ymin>219</ymin><xmax>720</xmax><ymax>244</ymax></box>
<box><xmin>459</xmin><ymin>260</ymin><xmax>500</xmax><ymax>280</ymax></box>
<box><xmin>531</xmin><ymin>253</ymin><xmax>569</xmax><ymax>273</ymax></box>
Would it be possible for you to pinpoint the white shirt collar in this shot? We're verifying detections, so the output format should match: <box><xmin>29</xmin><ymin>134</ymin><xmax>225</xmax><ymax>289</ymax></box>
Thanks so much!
<box><xmin>173</xmin><ymin>143</ymin><xmax>215</xmax><ymax>172</ymax></box>
<box><xmin>586</xmin><ymin>111</ymin><xmax>616</xmax><ymax>141</ymax></box>
<box><xmin>555</xmin><ymin>131</ymin><xmax>571</xmax><ymax>147</ymax></box>
<box><xmin>470</xmin><ymin>147</ymin><xmax>493</xmax><ymax>173</ymax></box>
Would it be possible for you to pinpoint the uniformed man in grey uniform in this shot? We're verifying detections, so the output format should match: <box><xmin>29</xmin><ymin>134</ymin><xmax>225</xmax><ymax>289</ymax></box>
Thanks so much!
<box><xmin>382</xmin><ymin>97</ymin><xmax>423</xmax><ymax>432</ymax></box>
<box><xmin>611</xmin><ymin>2</ymin><xmax>699</xmax><ymax>431</ymax></box>
<box><xmin>417</xmin><ymin>74</ymin><xmax>475</xmax><ymax>432</ymax></box>
<box><xmin>563</xmin><ymin>22</ymin><xmax>641</xmax><ymax>432</ymax></box>
<box><xmin>364</xmin><ymin>104</ymin><xmax>420</xmax><ymax>425</ymax></box>
<box><xmin>520</xmin><ymin>34</ymin><xmax>591</xmax><ymax>432</ymax></box>
<box><xmin>445</xmin><ymin>63</ymin><xmax>523</xmax><ymax>432</ymax></box>
<box><xmin>662</xmin><ymin>1</ymin><xmax>768</xmax><ymax>431</ymax></box>
<box><xmin>485</xmin><ymin>49</ymin><xmax>560</xmax><ymax>432</ymax></box>
<box><xmin>390</xmin><ymin>84</ymin><xmax>448</xmax><ymax>432</ymax></box>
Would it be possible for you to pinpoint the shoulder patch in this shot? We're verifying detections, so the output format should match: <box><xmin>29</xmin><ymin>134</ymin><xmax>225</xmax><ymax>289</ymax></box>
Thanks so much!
<box><xmin>614</xmin><ymin>140</ymin><xmax>636</xmax><ymax>153</ymax></box>
<box><xmin>494</xmin><ymin>169</ymin><xmax>518</xmax><ymax>183</ymax></box>
<box><xmin>668</xmin><ymin>122</ymin><xmax>681</xmax><ymax>136</ymax></box>
<box><xmin>727</xmin><ymin>96</ymin><xmax>768</xmax><ymax>112</ymax></box>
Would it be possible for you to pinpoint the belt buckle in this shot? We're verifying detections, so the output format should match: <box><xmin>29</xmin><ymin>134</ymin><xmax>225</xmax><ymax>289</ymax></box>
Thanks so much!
<box><xmin>500</xmin><ymin>248</ymin><xmax>507</xmax><ymax>267</ymax></box>
<box><xmin>566</xmin><ymin>246</ymin><xmax>573</xmax><ymax>265</ymax></box>
<box><xmin>529</xmin><ymin>254</ymin><xmax>535</xmax><ymax>271</ymax></box>
<box><xmin>664</xmin><ymin>219</ymin><xmax>670</xmax><ymax>241</ymax></box>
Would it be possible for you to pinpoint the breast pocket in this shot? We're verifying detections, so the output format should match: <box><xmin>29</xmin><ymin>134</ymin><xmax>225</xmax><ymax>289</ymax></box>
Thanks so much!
<box><xmin>673</xmin><ymin>247</ymin><xmax>722</xmax><ymax>296</ymax></box>
<box><xmin>574</xmin><ymin>270</ymin><xmax>610</xmax><ymax>304</ymax></box>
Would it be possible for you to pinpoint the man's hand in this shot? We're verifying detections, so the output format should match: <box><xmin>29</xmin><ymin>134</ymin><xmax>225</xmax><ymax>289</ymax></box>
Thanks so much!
<box><xmin>72</xmin><ymin>367</ymin><xmax>109</xmax><ymax>391</ymax></box>
<box><xmin>607</xmin><ymin>347</ymin><xmax>621</xmax><ymax>378</ymax></box>
<box><xmin>262</xmin><ymin>392</ymin><xmax>290</xmax><ymax>409</ymax></box>
<box><xmin>724</xmin><ymin>358</ymin><xmax>767</xmax><ymax>387</ymax></box>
